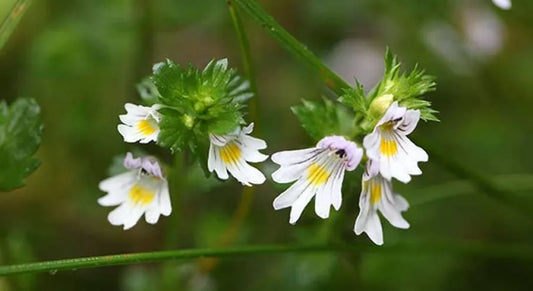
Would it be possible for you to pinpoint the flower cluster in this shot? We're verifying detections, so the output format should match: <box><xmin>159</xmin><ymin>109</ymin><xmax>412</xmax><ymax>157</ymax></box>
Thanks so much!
<box><xmin>270</xmin><ymin>49</ymin><xmax>437</xmax><ymax>245</ymax></box>
<box><xmin>98</xmin><ymin>50</ymin><xmax>437</xmax><ymax>245</ymax></box>
<box><xmin>98</xmin><ymin>58</ymin><xmax>268</xmax><ymax>229</ymax></box>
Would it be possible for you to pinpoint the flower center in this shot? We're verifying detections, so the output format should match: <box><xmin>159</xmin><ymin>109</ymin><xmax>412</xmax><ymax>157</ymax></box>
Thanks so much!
<box><xmin>129</xmin><ymin>184</ymin><xmax>155</xmax><ymax>206</ymax></box>
<box><xmin>137</xmin><ymin>119</ymin><xmax>157</xmax><ymax>136</ymax></box>
<box><xmin>307</xmin><ymin>163</ymin><xmax>330</xmax><ymax>186</ymax></box>
<box><xmin>220</xmin><ymin>142</ymin><xmax>241</xmax><ymax>164</ymax></box>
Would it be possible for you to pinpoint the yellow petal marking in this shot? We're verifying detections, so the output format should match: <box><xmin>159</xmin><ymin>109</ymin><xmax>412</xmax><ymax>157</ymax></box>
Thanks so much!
<box><xmin>379</xmin><ymin>121</ymin><xmax>397</xmax><ymax>157</ymax></box>
<box><xmin>220</xmin><ymin>142</ymin><xmax>241</xmax><ymax>165</ymax></box>
<box><xmin>380</xmin><ymin>138</ymin><xmax>398</xmax><ymax>157</ymax></box>
<box><xmin>129</xmin><ymin>184</ymin><xmax>155</xmax><ymax>206</ymax></box>
<box><xmin>137</xmin><ymin>119</ymin><xmax>157</xmax><ymax>136</ymax></box>
<box><xmin>370</xmin><ymin>182</ymin><xmax>382</xmax><ymax>205</ymax></box>
<box><xmin>307</xmin><ymin>163</ymin><xmax>330</xmax><ymax>186</ymax></box>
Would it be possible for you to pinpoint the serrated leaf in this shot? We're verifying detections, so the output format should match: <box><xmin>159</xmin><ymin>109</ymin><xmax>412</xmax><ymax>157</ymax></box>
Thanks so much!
<box><xmin>292</xmin><ymin>98</ymin><xmax>355</xmax><ymax>141</ymax></box>
<box><xmin>151</xmin><ymin>58</ymin><xmax>252</xmax><ymax>159</ymax></box>
<box><xmin>0</xmin><ymin>98</ymin><xmax>43</xmax><ymax>191</ymax></box>
<box><xmin>157</xmin><ymin>108</ymin><xmax>191</xmax><ymax>152</ymax></box>
<box><xmin>338</xmin><ymin>81</ymin><xmax>368</xmax><ymax>114</ymax></box>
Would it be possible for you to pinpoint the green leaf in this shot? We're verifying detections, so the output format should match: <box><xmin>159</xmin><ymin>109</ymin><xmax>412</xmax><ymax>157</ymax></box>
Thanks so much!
<box><xmin>157</xmin><ymin>108</ymin><xmax>192</xmax><ymax>153</ymax></box>
<box><xmin>0</xmin><ymin>98</ymin><xmax>43</xmax><ymax>191</ymax></box>
<box><xmin>291</xmin><ymin>98</ymin><xmax>356</xmax><ymax>141</ymax></box>
<box><xmin>338</xmin><ymin>81</ymin><xmax>368</xmax><ymax>115</ymax></box>
<box><xmin>151</xmin><ymin>58</ymin><xmax>251</xmax><ymax>156</ymax></box>
<box><xmin>364</xmin><ymin>48</ymin><xmax>439</xmax><ymax>122</ymax></box>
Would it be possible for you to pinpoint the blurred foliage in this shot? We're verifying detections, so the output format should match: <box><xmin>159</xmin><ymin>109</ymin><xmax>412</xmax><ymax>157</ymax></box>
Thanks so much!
<box><xmin>0</xmin><ymin>0</ymin><xmax>532</xmax><ymax>290</ymax></box>
<box><xmin>0</xmin><ymin>98</ymin><xmax>43</xmax><ymax>191</ymax></box>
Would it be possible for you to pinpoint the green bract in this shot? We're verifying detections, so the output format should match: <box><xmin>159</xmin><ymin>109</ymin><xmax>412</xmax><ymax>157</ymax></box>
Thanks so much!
<box><xmin>292</xmin><ymin>98</ymin><xmax>356</xmax><ymax>142</ymax></box>
<box><xmin>151</xmin><ymin>58</ymin><xmax>253</xmax><ymax>153</ymax></box>
<box><xmin>340</xmin><ymin>48</ymin><xmax>438</xmax><ymax>133</ymax></box>
<box><xmin>0</xmin><ymin>98</ymin><xmax>43</xmax><ymax>191</ymax></box>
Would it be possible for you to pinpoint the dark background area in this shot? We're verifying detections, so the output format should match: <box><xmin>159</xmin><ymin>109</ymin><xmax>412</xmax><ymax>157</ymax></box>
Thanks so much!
<box><xmin>0</xmin><ymin>0</ymin><xmax>532</xmax><ymax>290</ymax></box>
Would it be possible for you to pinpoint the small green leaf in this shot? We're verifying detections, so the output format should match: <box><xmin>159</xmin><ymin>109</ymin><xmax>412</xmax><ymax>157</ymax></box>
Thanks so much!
<box><xmin>0</xmin><ymin>98</ymin><xmax>43</xmax><ymax>191</ymax></box>
<box><xmin>157</xmin><ymin>108</ymin><xmax>191</xmax><ymax>152</ymax></box>
<box><xmin>291</xmin><ymin>98</ymin><xmax>355</xmax><ymax>141</ymax></box>
<box><xmin>338</xmin><ymin>81</ymin><xmax>368</xmax><ymax>115</ymax></box>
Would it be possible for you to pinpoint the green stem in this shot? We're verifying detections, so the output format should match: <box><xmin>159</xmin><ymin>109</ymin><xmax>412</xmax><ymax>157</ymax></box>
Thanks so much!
<box><xmin>232</xmin><ymin>0</ymin><xmax>350</xmax><ymax>96</ymax></box>
<box><xmin>410</xmin><ymin>174</ymin><xmax>533</xmax><ymax>207</ymax></box>
<box><xmin>0</xmin><ymin>0</ymin><xmax>31</xmax><ymax>51</ymax></box>
<box><xmin>1</xmin><ymin>240</ymin><xmax>531</xmax><ymax>276</ymax></box>
<box><xmin>226</xmin><ymin>0</ymin><xmax>260</xmax><ymax>126</ymax></box>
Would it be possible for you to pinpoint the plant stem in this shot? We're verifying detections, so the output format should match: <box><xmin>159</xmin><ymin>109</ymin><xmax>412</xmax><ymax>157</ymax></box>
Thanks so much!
<box><xmin>410</xmin><ymin>174</ymin><xmax>533</xmax><ymax>207</ymax></box>
<box><xmin>196</xmin><ymin>2</ymin><xmax>260</xmax><ymax>273</ymax></box>
<box><xmin>226</xmin><ymin>0</ymin><xmax>259</xmax><ymax>126</ymax></box>
<box><xmin>232</xmin><ymin>0</ymin><xmax>350</xmax><ymax>96</ymax></box>
<box><xmin>0</xmin><ymin>0</ymin><xmax>31</xmax><ymax>51</ymax></box>
<box><xmin>1</xmin><ymin>239</ymin><xmax>531</xmax><ymax>276</ymax></box>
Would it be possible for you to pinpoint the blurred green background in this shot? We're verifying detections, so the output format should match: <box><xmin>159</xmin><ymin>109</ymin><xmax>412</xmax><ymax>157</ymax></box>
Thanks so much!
<box><xmin>1</xmin><ymin>0</ymin><xmax>532</xmax><ymax>290</ymax></box>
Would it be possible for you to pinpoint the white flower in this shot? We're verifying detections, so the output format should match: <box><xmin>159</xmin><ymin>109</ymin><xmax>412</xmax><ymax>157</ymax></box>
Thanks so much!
<box><xmin>354</xmin><ymin>160</ymin><xmax>410</xmax><ymax>245</ymax></box>
<box><xmin>118</xmin><ymin>103</ymin><xmax>161</xmax><ymax>144</ymax></box>
<box><xmin>492</xmin><ymin>0</ymin><xmax>511</xmax><ymax>10</ymax></box>
<box><xmin>272</xmin><ymin>136</ymin><xmax>363</xmax><ymax>224</ymax></box>
<box><xmin>363</xmin><ymin>101</ymin><xmax>428</xmax><ymax>183</ymax></box>
<box><xmin>208</xmin><ymin>123</ymin><xmax>268</xmax><ymax>186</ymax></box>
<box><xmin>98</xmin><ymin>153</ymin><xmax>171</xmax><ymax>230</ymax></box>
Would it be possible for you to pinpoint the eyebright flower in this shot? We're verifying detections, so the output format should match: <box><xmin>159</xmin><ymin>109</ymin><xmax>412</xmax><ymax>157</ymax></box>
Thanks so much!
<box><xmin>98</xmin><ymin>153</ymin><xmax>171</xmax><ymax>230</ymax></box>
<box><xmin>118</xmin><ymin>103</ymin><xmax>161</xmax><ymax>144</ymax></box>
<box><xmin>208</xmin><ymin>123</ymin><xmax>268</xmax><ymax>186</ymax></box>
<box><xmin>363</xmin><ymin>101</ymin><xmax>428</xmax><ymax>183</ymax></box>
<box><xmin>354</xmin><ymin>160</ymin><xmax>409</xmax><ymax>245</ymax></box>
<box><xmin>271</xmin><ymin>136</ymin><xmax>363</xmax><ymax>224</ymax></box>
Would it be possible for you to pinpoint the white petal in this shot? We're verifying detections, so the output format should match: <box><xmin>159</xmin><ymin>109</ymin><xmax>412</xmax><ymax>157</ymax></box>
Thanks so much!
<box><xmin>241</xmin><ymin>145</ymin><xmax>268</xmax><ymax>163</ymax></box>
<box><xmin>226</xmin><ymin>160</ymin><xmax>252</xmax><ymax>186</ymax></box>
<box><xmin>273</xmin><ymin>180</ymin><xmax>308</xmax><ymax>210</ymax></box>
<box><xmin>232</xmin><ymin>159</ymin><xmax>266</xmax><ymax>186</ymax></box>
<box><xmin>397</xmin><ymin>134</ymin><xmax>428</xmax><ymax>162</ymax></box>
<box><xmin>330</xmin><ymin>168</ymin><xmax>345</xmax><ymax>210</ymax></box>
<box><xmin>98</xmin><ymin>189</ymin><xmax>128</xmax><ymax>206</ymax></box>
<box><xmin>394</xmin><ymin>194</ymin><xmax>409</xmax><ymax>212</ymax></box>
<box><xmin>271</xmin><ymin>162</ymin><xmax>308</xmax><ymax>184</ymax></box>
<box><xmin>118</xmin><ymin>124</ymin><xmax>144</xmax><ymax>143</ymax></box>
<box><xmin>211</xmin><ymin>147</ymin><xmax>229</xmax><ymax>180</ymax></box>
<box><xmin>289</xmin><ymin>184</ymin><xmax>316</xmax><ymax>224</ymax></box>
<box><xmin>378</xmin><ymin>183</ymin><xmax>410</xmax><ymax>229</ymax></box>
<box><xmin>240</xmin><ymin>134</ymin><xmax>267</xmax><ymax>150</ymax></box>
<box><xmin>99</xmin><ymin>171</ymin><xmax>136</xmax><ymax>192</ymax></box>
<box><xmin>208</xmin><ymin>142</ymin><xmax>216</xmax><ymax>172</ymax></box>
<box><xmin>158</xmin><ymin>180</ymin><xmax>172</xmax><ymax>216</ymax></box>
<box><xmin>396</xmin><ymin>109</ymin><xmax>420</xmax><ymax>135</ymax></box>
<box><xmin>314</xmin><ymin>182</ymin><xmax>331</xmax><ymax>219</ymax></box>
<box><xmin>363</xmin><ymin>131</ymin><xmax>381</xmax><ymax>161</ymax></box>
<box><xmin>354</xmin><ymin>193</ymin><xmax>370</xmax><ymax>235</ymax></box>
<box><xmin>123</xmin><ymin>205</ymin><xmax>147</xmax><ymax>230</ymax></box>
<box><xmin>107</xmin><ymin>203</ymin><xmax>130</xmax><ymax>227</ymax></box>
<box><xmin>376</xmin><ymin>101</ymin><xmax>406</xmax><ymax>127</ymax></box>
<box><xmin>363</xmin><ymin>212</ymin><xmax>384</xmax><ymax>245</ymax></box>
<box><xmin>271</xmin><ymin>148</ymin><xmax>320</xmax><ymax>166</ymax></box>
<box><xmin>145</xmin><ymin>207</ymin><xmax>160</xmax><ymax>224</ymax></box>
